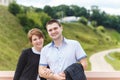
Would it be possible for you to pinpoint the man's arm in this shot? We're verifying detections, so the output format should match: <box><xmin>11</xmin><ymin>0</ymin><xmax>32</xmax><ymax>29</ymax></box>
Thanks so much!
<box><xmin>39</xmin><ymin>66</ymin><xmax>65</xmax><ymax>80</ymax></box>
<box><xmin>39</xmin><ymin>66</ymin><xmax>54</xmax><ymax>79</ymax></box>
<box><xmin>79</xmin><ymin>57</ymin><xmax>88</xmax><ymax>70</ymax></box>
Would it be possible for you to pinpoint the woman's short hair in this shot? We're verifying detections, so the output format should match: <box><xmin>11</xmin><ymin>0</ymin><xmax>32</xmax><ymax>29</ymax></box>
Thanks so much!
<box><xmin>27</xmin><ymin>28</ymin><xmax>44</xmax><ymax>43</ymax></box>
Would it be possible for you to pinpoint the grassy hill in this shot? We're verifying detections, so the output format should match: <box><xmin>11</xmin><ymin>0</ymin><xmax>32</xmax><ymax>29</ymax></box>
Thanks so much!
<box><xmin>0</xmin><ymin>6</ymin><xmax>28</xmax><ymax>70</ymax></box>
<box><xmin>62</xmin><ymin>22</ymin><xmax>120</xmax><ymax>54</ymax></box>
<box><xmin>0</xmin><ymin>6</ymin><xmax>120</xmax><ymax>70</ymax></box>
<box><xmin>62</xmin><ymin>22</ymin><xmax>120</xmax><ymax>70</ymax></box>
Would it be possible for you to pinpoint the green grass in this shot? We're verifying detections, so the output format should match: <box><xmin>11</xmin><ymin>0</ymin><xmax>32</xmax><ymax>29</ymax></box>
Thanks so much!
<box><xmin>0</xmin><ymin>6</ymin><xmax>28</xmax><ymax>70</ymax></box>
<box><xmin>105</xmin><ymin>52</ymin><xmax>120</xmax><ymax>70</ymax></box>
<box><xmin>63</xmin><ymin>22</ymin><xmax>120</xmax><ymax>53</ymax></box>
<box><xmin>0</xmin><ymin>6</ymin><xmax>120</xmax><ymax>70</ymax></box>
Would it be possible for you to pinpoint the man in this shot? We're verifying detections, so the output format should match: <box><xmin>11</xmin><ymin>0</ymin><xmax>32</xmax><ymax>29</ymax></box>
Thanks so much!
<box><xmin>39</xmin><ymin>19</ymin><xmax>87</xmax><ymax>80</ymax></box>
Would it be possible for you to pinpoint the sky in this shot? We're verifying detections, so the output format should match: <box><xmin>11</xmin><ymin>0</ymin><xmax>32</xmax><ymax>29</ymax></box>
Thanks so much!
<box><xmin>16</xmin><ymin>0</ymin><xmax>120</xmax><ymax>16</ymax></box>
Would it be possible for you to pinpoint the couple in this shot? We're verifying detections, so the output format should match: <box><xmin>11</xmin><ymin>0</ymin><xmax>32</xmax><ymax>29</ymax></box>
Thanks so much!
<box><xmin>13</xmin><ymin>19</ymin><xmax>87</xmax><ymax>80</ymax></box>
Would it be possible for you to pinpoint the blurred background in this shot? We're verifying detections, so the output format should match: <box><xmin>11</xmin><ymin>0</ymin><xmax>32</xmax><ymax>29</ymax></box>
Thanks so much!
<box><xmin>0</xmin><ymin>0</ymin><xmax>120</xmax><ymax>71</ymax></box>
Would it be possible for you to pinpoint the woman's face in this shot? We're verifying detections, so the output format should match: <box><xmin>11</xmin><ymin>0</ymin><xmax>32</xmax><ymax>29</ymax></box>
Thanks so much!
<box><xmin>31</xmin><ymin>35</ymin><xmax>44</xmax><ymax>51</ymax></box>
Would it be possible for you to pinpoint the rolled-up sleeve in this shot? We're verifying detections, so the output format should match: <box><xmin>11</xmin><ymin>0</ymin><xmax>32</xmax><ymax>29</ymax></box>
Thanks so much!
<box><xmin>75</xmin><ymin>41</ymin><xmax>87</xmax><ymax>61</ymax></box>
<box><xmin>39</xmin><ymin>47</ymin><xmax>48</xmax><ymax>66</ymax></box>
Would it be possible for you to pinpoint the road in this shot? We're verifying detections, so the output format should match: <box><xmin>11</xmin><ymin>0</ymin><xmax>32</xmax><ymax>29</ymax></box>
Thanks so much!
<box><xmin>89</xmin><ymin>48</ymin><xmax>120</xmax><ymax>72</ymax></box>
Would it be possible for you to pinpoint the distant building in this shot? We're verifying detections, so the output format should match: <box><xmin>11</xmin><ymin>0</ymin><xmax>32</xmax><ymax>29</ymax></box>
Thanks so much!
<box><xmin>0</xmin><ymin>0</ymin><xmax>13</xmax><ymax>6</ymax></box>
<box><xmin>58</xmin><ymin>16</ymin><xmax>80</xmax><ymax>23</ymax></box>
<box><xmin>91</xmin><ymin>5</ymin><xmax>99</xmax><ymax>10</ymax></box>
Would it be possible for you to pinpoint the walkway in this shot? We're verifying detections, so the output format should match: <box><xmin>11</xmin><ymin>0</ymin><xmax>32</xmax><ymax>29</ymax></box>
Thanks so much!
<box><xmin>89</xmin><ymin>48</ymin><xmax>120</xmax><ymax>72</ymax></box>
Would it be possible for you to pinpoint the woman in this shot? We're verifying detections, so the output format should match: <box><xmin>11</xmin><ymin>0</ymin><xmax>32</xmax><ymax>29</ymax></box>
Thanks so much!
<box><xmin>14</xmin><ymin>28</ymin><xmax>46</xmax><ymax>80</ymax></box>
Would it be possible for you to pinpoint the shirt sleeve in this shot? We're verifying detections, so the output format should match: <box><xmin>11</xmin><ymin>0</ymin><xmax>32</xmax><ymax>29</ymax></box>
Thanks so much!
<box><xmin>39</xmin><ymin>47</ymin><xmax>48</xmax><ymax>66</ymax></box>
<box><xmin>75</xmin><ymin>41</ymin><xmax>87</xmax><ymax>61</ymax></box>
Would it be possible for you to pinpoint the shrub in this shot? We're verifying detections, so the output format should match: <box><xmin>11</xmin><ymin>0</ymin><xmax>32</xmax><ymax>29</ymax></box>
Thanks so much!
<box><xmin>97</xmin><ymin>26</ymin><xmax>105</xmax><ymax>33</ymax></box>
<box><xmin>79</xmin><ymin>16</ymin><xmax>88</xmax><ymax>25</ymax></box>
<box><xmin>8</xmin><ymin>2</ymin><xmax>21</xmax><ymax>16</ymax></box>
<box><xmin>91</xmin><ymin>20</ymin><xmax>97</xmax><ymax>27</ymax></box>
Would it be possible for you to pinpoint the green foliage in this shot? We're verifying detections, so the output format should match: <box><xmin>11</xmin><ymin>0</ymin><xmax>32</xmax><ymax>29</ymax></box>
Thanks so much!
<box><xmin>15</xmin><ymin>4</ymin><xmax>119</xmax><ymax>33</ymax></box>
<box><xmin>26</xmin><ymin>12</ymin><xmax>42</xmax><ymax>27</ymax></box>
<box><xmin>17</xmin><ymin>11</ymin><xmax>51</xmax><ymax>33</ymax></box>
<box><xmin>17</xmin><ymin>13</ymin><xmax>35</xmax><ymax>32</ymax></box>
<box><xmin>26</xmin><ymin>11</ymin><xmax>51</xmax><ymax>27</ymax></box>
<box><xmin>79</xmin><ymin>16</ymin><xmax>88</xmax><ymax>25</ymax></box>
<box><xmin>35</xmin><ymin>8</ymin><xmax>43</xmax><ymax>12</ymax></box>
<box><xmin>70</xmin><ymin>5</ymin><xmax>89</xmax><ymax>18</ymax></box>
<box><xmin>17</xmin><ymin>10</ymin><xmax>51</xmax><ymax>45</ymax></box>
<box><xmin>8</xmin><ymin>2</ymin><xmax>21</xmax><ymax>16</ymax></box>
<box><xmin>38</xmin><ymin>12</ymin><xmax>51</xmax><ymax>27</ymax></box>
<box><xmin>44</xmin><ymin>5</ymin><xmax>54</xmax><ymax>18</ymax></box>
<box><xmin>91</xmin><ymin>20</ymin><xmax>97</xmax><ymax>27</ymax></box>
<box><xmin>106</xmin><ymin>29</ymin><xmax>120</xmax><ymax>42</ymax></box>
<box><xmin>96</xmin><ymin>26</ymin><xmax>105</xmax><ymax>33</ymax></box>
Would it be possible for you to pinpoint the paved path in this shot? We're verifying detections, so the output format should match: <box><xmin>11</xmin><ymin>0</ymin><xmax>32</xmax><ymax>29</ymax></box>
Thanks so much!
<box><xmin>89</xmin><ymin>48</ymin><xmax>120</xmax><ymax>72</ymax></box>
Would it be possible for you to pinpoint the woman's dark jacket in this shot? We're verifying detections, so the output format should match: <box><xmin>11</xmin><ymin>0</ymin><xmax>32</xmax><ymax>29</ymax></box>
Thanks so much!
<box><xmin>64</xmin><ymin>63</ymin><xmax>87</xmax><ymax>80</ymax></box>
<box><xmin>13</xmin><ymin>48</ymin><xmax>46</xmax><ymax>80</ymax></box>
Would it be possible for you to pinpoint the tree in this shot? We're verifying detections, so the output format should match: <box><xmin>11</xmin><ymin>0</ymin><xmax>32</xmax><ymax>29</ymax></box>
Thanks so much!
<box><xmin>17</xmin><ymin>13</ymin><xmax>35</xmax><ymax>32</ymax></box>
<box><xmin>44</xmin><ymin>5</ymin><xmax>54</xmax><ymax>18</ymax></box>
<box><xmin>70</xmin><ymin>5</ymin><xmax>80</xmax><ymax>17</ymax></box>
<box><xmin>8</xmin><ymin>2</ymin><xmax>21</xmax><ymax>16</ymax></box>
<box><xmin>35</xmin><ymin>8</ymin><xmax>43</xmax><ymax>13</ymax></box>
<box><xmin>70</xmin><ymin>5</ymin><xmax>89</xmax><ymax>18</ymax></box>
<box><xmin>79</xmin><ymin>7</ymin><xmax>89</xmax><ymax>18</ymax></box>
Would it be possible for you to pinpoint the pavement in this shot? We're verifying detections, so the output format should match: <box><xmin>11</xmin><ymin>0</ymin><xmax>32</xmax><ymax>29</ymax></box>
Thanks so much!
<box><xmin>89</xmin><ymin>48</ymin><xmax>120</xmax><ymax>72</ymax></box>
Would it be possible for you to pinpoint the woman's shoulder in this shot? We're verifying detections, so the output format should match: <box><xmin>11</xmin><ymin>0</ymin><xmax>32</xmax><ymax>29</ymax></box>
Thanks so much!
<box><xmin>21</xmin><ymin>48</ymin><xmax>32</xmax><ymax>54</ymax></box>
<box><xmin>23</xmin><ymin>48</ymin><xmax>31</xmax><ymax>51</ymax></box>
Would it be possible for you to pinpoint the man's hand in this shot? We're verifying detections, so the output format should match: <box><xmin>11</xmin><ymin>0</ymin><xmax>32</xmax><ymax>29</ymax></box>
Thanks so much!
<box><xmin>53</xmin><ymin>72</ymin><xmax>65</xmax><ymax>80</ymax></box>
<box><xmin>39</xmin><ymin>66</ymin><xmax>65</xmax><ymax>80</ymax></box>
<box><xmin>40</xmin><ymin>68</ymin><xmax>53</xmax><ymax>78</ymax></box>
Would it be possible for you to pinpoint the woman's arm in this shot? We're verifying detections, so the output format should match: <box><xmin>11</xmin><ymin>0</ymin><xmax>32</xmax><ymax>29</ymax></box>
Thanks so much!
<box><xmin>13</xmin><ymin>50</ymin><xmax>27</xmax><ymax>80</ymax></box>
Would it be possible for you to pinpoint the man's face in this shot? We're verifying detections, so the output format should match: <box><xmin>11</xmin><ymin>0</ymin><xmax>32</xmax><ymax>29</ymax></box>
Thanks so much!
<box><xmin>46</xmin><ymin>23</ymin><xmax>63</xmax><ymax>40</ymax></box>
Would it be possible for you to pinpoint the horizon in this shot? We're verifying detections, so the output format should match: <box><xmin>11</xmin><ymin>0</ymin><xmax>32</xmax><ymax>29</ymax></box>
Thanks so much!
<box><xmin>16</xmin><ymin>0</ymin><xmax>120</xmax><ymax>16</ymax></box>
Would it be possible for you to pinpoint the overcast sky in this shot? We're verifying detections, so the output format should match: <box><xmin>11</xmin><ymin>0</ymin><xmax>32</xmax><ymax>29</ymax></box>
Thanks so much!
<box><xmin>16</xmin><ymin>0</ymin><xmax>120</xmax><ymax>16</ymax></box>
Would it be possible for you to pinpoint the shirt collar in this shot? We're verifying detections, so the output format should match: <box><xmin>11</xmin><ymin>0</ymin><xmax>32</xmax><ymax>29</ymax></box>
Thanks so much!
<box><xmin>32</xmin><ymin>47</ymin><xmax>41</xmax><ymax>55</ymax></box>
<box><xmin>48</xmin><ymin>37</ymin><xmax>68</xmax><ymax>47</ymax></box>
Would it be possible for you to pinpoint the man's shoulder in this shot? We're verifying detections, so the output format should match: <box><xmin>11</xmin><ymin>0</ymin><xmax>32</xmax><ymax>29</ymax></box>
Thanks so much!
<box><xmin>41</xmin><ymin>43</ymin><xmax>52</xmax><ymax>54</ymax></box>
<box><xmin>43</xmin><ymin>42</ymin><xmax>52</xmax><ymax>49</ymax></box>
<box><xmin>66</xmin><ymin>38</ymin><xmax>79</xmax><ymax>44</ymax></box>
